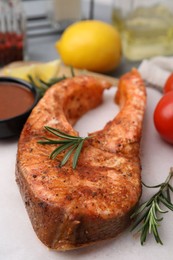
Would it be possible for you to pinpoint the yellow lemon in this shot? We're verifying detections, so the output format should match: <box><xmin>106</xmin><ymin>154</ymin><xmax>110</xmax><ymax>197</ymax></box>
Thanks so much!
<box><xmin>3</xmin><ymin>65</ymin><xmax>35</xmax><ymax>82</ymax></box>
<box><xmin>2</xmin><ymin>60</ymin><xmax>61</xmax><ymax>83</ymax></box>
<box><xmin>35</xmin><ymin>59</ymin><xmax>61</xmax><ymax>82</ymax></box>
<box><xmin>56</xmin><ymin>20</ymin><xmax>122</xmax><ymax>73</ymax></box>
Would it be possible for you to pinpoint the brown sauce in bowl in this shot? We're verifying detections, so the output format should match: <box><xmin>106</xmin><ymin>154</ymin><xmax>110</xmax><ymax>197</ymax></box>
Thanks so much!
<box><xmin>0</xmin><ymin>82</ymin><xmax>35</xmax><ymax>120</ymax></box>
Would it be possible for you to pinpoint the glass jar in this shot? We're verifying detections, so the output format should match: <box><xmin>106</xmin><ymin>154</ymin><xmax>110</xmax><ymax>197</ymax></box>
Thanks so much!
<box><xmin>50</xmin><ymin>0</ymin><xmax>81</xmax><ymax>31</ymax></box>
<box><xmin>0</xmin><ymin>0</ymin><xmax>26</xmax><ymax>66</ymax></box>
<box><xmin>112</xmin><ymin>0</ymin><xmax>173</xmax><ymax>61</ymax></box>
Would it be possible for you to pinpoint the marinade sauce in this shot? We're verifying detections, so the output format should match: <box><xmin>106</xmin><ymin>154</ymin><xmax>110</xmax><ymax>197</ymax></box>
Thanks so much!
<box><xmin>0</xmin><ymin>82</ymin><xmax>35</xmax><ymax>120</ymax></box>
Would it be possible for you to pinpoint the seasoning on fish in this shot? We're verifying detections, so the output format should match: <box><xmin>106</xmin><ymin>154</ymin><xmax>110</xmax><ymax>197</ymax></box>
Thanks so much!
<box><xmin>16</xmin><ymin>70</ymin><xmax>146</xmax><ymax>251</ymax></box>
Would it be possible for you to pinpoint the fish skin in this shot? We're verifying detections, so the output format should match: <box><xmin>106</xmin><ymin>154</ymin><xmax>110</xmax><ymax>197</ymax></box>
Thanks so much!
<box><xmin>16</xmin><ymin>70</ymin><xmax>146</xmax><ymax>251</ymax></box>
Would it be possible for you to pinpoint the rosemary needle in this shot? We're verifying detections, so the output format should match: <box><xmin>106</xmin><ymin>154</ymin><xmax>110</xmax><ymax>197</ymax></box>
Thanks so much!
<box><xmin>131</xmin><ymin>167</ymin><xmax>173</xmax><ymax>245</ymax></box>
<box><xmin>38</xmin><ymin>126</ymin><xmax>90</xmax><ymax>169</ymax></box>
<box><xmin>28</xmin><ymin>65</ymin><xmax>75</xmax><ymax>97</ymax></box>
<box><xmin>28</xmin><ymin>75</ymin><xmax>67</xmax><ymax>97</ymax></box>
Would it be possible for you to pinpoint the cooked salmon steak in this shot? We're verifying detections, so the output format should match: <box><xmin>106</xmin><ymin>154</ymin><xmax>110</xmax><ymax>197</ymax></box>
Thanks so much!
<box><xmin>16</xmin><ymin>69</ymin><xmax>146</xmax><ymax>251</ymax></box>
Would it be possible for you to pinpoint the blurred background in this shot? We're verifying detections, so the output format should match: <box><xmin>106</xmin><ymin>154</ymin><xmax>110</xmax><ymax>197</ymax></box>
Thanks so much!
<box><xmin>1</xmin><ymin>0</ymin><xmax>173</xmax><ymax>75</ymax></box>
<box><xmin>23</xmin><ymin>0</ymin><xmax>112</xmax><ymax>35</ymax></box>
<box><xmin>22</xmin><ymin>0</ymin><xmax>118</xmax><ymax>71</ymax></box>
<box><xmin>0</xmin><ymin>0</ymin><xmax>112</xmax><ymax>65</ymax></box>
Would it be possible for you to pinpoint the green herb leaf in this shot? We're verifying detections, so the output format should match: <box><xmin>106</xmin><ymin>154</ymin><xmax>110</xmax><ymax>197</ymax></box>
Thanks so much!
<box><xmin>70</xmin><ymin>66</ymin><xmax>75</xmax><ymax>77</ymax></box>
<box><xmin>72</xmin><ymin>139</ymin><xmax>85</xmax><ymax>169</ymax></box>
<box><xmin>50</xmin><ymin>141</ymin><xmax>76</xmax><ymax>160</ymax></box>
<box><xmin>131</xmin><ymin>168</ymin><xmax>173</xmax><ymax>245</ymax></box>
<box><xmin>38</xmin><ymin>126</ymin><xmax>90</xmax><ymax>169</ymax></box>
<box><xmin>28</xmin><ymin>66</ymin><xmax>75</xmax><ymax>97</ymax></box>
<box><xmin>44</xmin><ymin>126</ymin><xmax>79</xmax><ymax>140</ymax></box>
<box><xmin>60</xmin><ymin>143</ymin><xmax>78</xmax><ymax>167</ymax></box>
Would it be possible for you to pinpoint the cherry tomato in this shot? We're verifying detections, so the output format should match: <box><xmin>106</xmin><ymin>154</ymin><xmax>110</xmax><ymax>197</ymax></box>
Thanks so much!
<box><xmin>154</xmin><ymin>91</ymin><xmax>173</xmax><ymax>144</ymax></box>
<box><xmin>164</xmin><ymin>73</ymin><xmax>173</xmax><ymax>94</ymax></box>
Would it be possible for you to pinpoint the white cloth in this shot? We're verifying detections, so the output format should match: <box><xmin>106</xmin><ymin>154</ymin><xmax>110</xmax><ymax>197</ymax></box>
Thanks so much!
<box><xmin>138</xmin><ymin>56</ymin><xmax>173</xmax><ymax>88</ymax></box>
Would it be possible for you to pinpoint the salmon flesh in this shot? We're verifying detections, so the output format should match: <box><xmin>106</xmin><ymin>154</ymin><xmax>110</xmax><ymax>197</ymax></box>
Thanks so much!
<box><xmin>16</xmin><ymin>69</ymin><xmax>146</xmax><ymax>250</ymax></box>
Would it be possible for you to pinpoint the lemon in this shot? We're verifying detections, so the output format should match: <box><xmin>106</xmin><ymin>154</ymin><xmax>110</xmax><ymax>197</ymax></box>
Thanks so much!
<box><xmin>3</xmin><ymin>65</ymin><xmax>35</xmax><ymax>82</ymax></box>
<box><xmin>2</xmin><ymin>60</ymin><xmax>61</xmax><ymax>83</ymax></box>
<box><xmin>35</xmin><ymin>60</ymin><xmax>61</xmax><ymax>82</ymax></box>
<box><xmin>56</xmin><ymin>20</ymin><xmax>122</xmax><ymax>73</ymax></box>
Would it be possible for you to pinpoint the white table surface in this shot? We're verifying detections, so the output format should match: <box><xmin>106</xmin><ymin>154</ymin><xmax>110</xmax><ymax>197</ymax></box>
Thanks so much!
<box><xmin>0</xmin><ymin>86</ymin><xmax>173</xmax><ymax>260</ymax></box>
<box><xmin>1</xmin><ymin>1</ymin><xmax>173</xmax><ymax>259</ymax></box>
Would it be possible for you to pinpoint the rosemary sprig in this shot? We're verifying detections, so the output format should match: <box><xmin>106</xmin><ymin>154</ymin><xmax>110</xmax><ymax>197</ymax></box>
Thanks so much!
<box><xmin>131</xmin><ymin>167</ymin><xmax>173</xmax><ymax>245</ymax></box>
<box><xmin>38</xmin><ymin>126</ymin><xmax>90</xmax><ymax>169</ymax></box>
<box><xmin>28</xmin><ymin>75</ymin><xmax>67</xmax><ymax>97</ymax></box>
<box><xmin>28</xmin><ymin>66</ymin><xmax>75</xmax><ymax>97</ymax></box>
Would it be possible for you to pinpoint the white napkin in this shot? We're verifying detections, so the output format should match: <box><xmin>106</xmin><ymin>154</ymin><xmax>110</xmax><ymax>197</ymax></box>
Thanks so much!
<box><xmin>138</xmin><ymin>56</ymin><xmax>173</xmax><ymax>88</ymax></box>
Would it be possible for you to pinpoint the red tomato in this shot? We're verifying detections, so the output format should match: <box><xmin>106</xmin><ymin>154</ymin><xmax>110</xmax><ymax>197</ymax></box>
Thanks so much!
<box><xmin>154</xmin><ymin>91</ymin><xmax>173</xmax><ymax>144</ymax></box>
<box><xmin>164</xmin><ymin>73</ymin><xmax>173</xmax><ymax>94</ymax></box>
